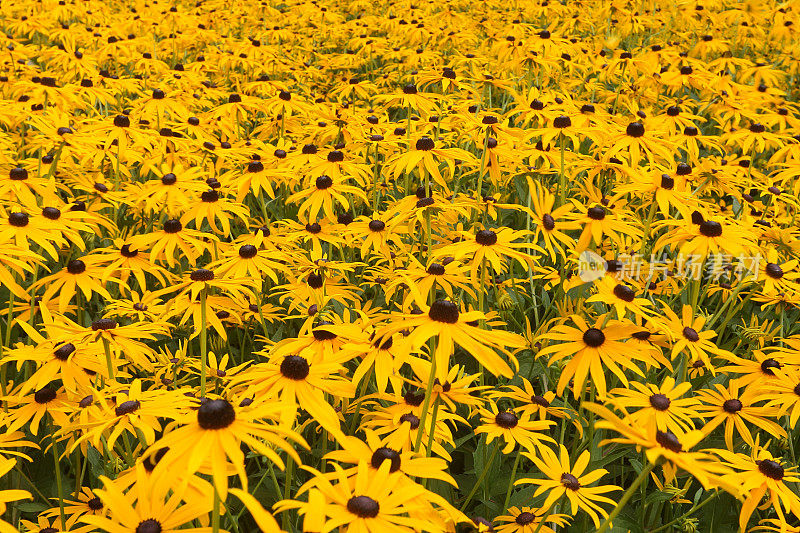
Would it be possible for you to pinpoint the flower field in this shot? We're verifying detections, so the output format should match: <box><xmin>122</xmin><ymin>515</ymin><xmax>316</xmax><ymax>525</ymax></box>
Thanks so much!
<box><xmin>1</xmin><ymin>0</ymin><xmax>800</xmax><ymax>531</ymax></box>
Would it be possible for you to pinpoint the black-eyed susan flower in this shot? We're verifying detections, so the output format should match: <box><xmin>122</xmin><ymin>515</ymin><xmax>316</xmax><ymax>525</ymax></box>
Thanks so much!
<box><xmin>515</xmin><ymin>444</ymin><xmax>620</xmax><ymax>527</ymax></box>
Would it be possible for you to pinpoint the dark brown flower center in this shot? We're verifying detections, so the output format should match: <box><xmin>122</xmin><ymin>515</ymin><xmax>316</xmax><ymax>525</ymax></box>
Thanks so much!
<box><xmin>163</xmin><ymin>219</ymin><xmax>182</xmax><ymax>233</ymax></box>
<box><xmin>655</xmin><ymin>430</ymin><xmax>682</xmax><ymax>452</ymax></box>
<box><xmin>427</xmin><ymin>263</ymin><xmax>445</xmax><ymax>276</ymax></box>
<box><xmin>649</xmin><ymin>394</ymin><xmax>671</xmax><ymax>411</ymax></box>
<box><xmin>699</xmin><ymin>220</ymin><xmax>722</xmax><ymax>237</ymax></box>
<box><xmin>369</xmin><ymin>220</ymin><xmax>385</xmax><ymax>232</ymax></box>
<box><xmin>53</xmin><ymin>343</ymin><xmax>75</xmax><ymax>361</ymax></box>
<box><xmin>613</xmin><ymin>284</ymin><xmax>635</xmax><ymax>302</ymax></box>
<box><xmin>9</xmin><ymin>167</ymin><xmax>28</xmax><ymax>180</ymax></box>
<box><xmin>582</xmin><ymin>328</ymin><xmax>605</xmax><ymax>347</ymax></box>
<box><xmin>42</xmin><ymin>207</ymin><xmax>61</xmax><ymax>220</ymax></box>
<box><xmin>120</xmin><ymin>244</ymin><xmax>138</xmax><ymax>257</ymax></box>
<box><xmin>280</xmin><ymin>355</ymin><xmax>310</xmax><ymax>380</ymax></box>
<box><xmin>531</xmin><ymin>395</ymin><xmax>550</xmax><ymax>407</ymax></box>
<box><xmin>587</xmin><ymin>206</ymin><xmax>606</xmax><ymax>220</ymax></box>
<box><xmin>682</xmin><ymin>327</ymin><xmax>700</xmax><ymax>342</ymax></box>
<box><xmin>516</xmin><ymin>512</ymin><xmax>535</xmax><ymax>525</ymax></box>
<box><xmin>404</xmin><ymin>390</ymin><xmax>425</xmax><ymax>406</ymax></box>
<box><xmin>347</xmin><ymin>495</ymin><xmax>380</xmax><ymax>518</ymax></box>
<box><xmin>400</xmin><ymin>412</ymin><xmax>420</xmax><ymax>429</ymax></box>
<box><xmin>312</xmin><ymin>326</ymin><xmax>337</xmax><ymax>341</ymax></box>
<box><xmin>495</xmin><ymin>411</ymin><xmax>519</xmax><ymax>429</ymax></box>
<box><xmin>765</xmin><ymin>263</ymin><xmax>784</xmax><ymax>279</ymax></box>
<box><xmin>626</xmin><ymin>121</ymin><xmax>645</xmax><ymax>137</ymax></box>
<box><xmin>428</xmin><ymin>299</ymin><xmax>459</xmax><ymax>323</ymax></box>
<box><xmin>542</xmin><ymin>214</ymin><xmax>555</xmax><ymax>230</ymax></box>
<box><xmin>239</xmin><ymin>245</ymin><xmax>258</xmax><ymax>258</ymax></box>
<box><xmin>316</xmin><ymin>175</ymin><xmax>333</xmax><ymax>189</ymax></box>
<box><xmin>416</xmin><ymin>137</ymin><xmax>435</xmax><ymax>151</ymax></box>
<box><xmin>197</xmin><ymin>399</ymin><xmax>236</xmax><ymax>430</ymax></box>
<box><xmin>8</xmin><ymin>212</ymin><xmax>28</xmax><ymax>227</ymax></box>
<box><xmin>91</xmin><ymin>318</ymin><xmax>117</xmax><ymax>331</ymax></box>
<box><xmin>136</xmin><ymin>518</ymin><xmax>162</xmax><ymax>533</ymax></box>
<box><xmin>67</xmin><ymin>259</ymin><xmax>86</xmax><ymax>275</ymax></box>
<box><xmin>475</xmin><ymin>229</ymin><xmax>498</xmax><ymax>245</ymax></box>
<box><xmin>34</xmin><ymin>386</ymin><xmax>57</xmax><ymax>404</ymax></box>
<box><xmin>113</xmin><ymin>115</ymin><xmax>130</xmax><ymax>128</ymax></box>
<box><xmin>560</xmin><ymin>472</ymin><xmax>581</xmax><ymax>490</ymax></box>
<box><xmin>757</xmin><ymin>459</ymin><xmax>784</xmax><ymax>480</ymax></box>
<box><xmin>87</xmin><ymin>496</ymin><xmax>103</xmax><ymax>510</ymax></box>
<box><xmin>723</xmin><ymin>399</ymin><xmax>743</xmax><ymax>413</ymax></box>
<box><xmin>553</xmin><ymin>115</ymin><xmax>571</xmax><ymax>128</ymax></box>
<box><xmin>760</xmin><ymin>358</ymin><xmax>781</xmax><ymax>375</ymax></box>
<box><xmin>115</xmin><ymin>399</ymin><xmax>141</xmax><ymax>417</ymax></box>
<box><xmin>307</xmin><ymin>273</ymin><xmax>324</xmax><ymax>289</ymax></box>
<box><xmin>370</xmin><ymin>447</ymin><xmax>401</xmax><ymax>472</ymax></box>
<box><xmin>190</xmin><ymin>268</ymin><xmax>214</xmax><ymax>282</ymax></box>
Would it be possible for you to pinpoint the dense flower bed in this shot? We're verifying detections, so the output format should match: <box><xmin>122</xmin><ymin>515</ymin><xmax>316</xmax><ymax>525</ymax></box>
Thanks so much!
<box><xmin>0</xmin><ymin>0</ymin><xmax>799</xmax><ymax>531</ymax></box>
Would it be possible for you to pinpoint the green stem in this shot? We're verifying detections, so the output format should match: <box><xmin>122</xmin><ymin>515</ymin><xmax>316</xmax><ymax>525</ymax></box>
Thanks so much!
<box><xmin>101</xmin><ymin>336</ymin><xmax>115</xmax><ymax>381</ymax></box>
<box><xmin>413</xmin><ymin>351</ymin><xmax>438</xmax><ymax>453</ymax></box>
<box><xmin>471</xmin><ymin>128</ymin><xmax>492</xmax><ymax>229</ymax></box>
<box><xmin>558</xmin><ymin>133</ymin><xmax>566</xmax><ymax>206</ymax></box>
<box><xmin>459</xmin><ymin>441</ymin><xmax>499</xmax><ymax>512</ymax></box>
<box><xmin>212</xmin><ymin>487</ymin><xmax>221</xmax><ymax>533</ymax></box>
<box><xmin>502</xmin><ymin>452</ymin><xmax>522</xmax><ymax>511</ymax></box>
<box><xmin>51</xmin><ymin>433</ymin><xmax>66</xmax><ymax>530</ymax></box>
<box><xmin>532</xmin><ymin>495</ymin><xmax>563</xmax><ymax>533</ymax></box>
<box><xmin>282</xmin><ymin>457</ymin><xmax>294</xmax><ymax>530</ymax></box>
<box><xmin>200</xmin><ymin>288</ymin><xmax>208</xmax><ymax>398</ymax></box>
<box><xmin>649</xmin><ymin>491</ymin><xmax>719</xmax><ymax>533</ymax></box>
<box><xmin>596</xmin><ymin>461</ymin><xmax>656</xmax><ymax>533</ymax></box>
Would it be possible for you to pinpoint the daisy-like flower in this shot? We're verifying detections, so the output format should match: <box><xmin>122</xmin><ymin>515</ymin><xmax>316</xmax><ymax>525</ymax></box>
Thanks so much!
<box><xmin>695</xmin><ymin>382</ymin><xmax>787</xmax><ymax>451</ymax></box>
<box><xmin>32</xmin><ymin>257</ymin><xmax>120</xmax><ymax>313</ymax></box>
<box><xmin>654</xmin><ymin>213</ymin><xmax>756</xmax><ymax>259</ymax></box>
<box><xmin>438</xmin><ymin>227</ymin><xmax>537</xmax><ymax>285</ymax></box>
<box><xmin>585</xmin><ymin>277</ymin><xmax>654</xmax><ymax>320</ymax></box>
<box><xmin>82</xmin><ymin>474</ymin><xmax>214</xmax><ymax>533</ymax></box>
<box><xmin>526</xmin><ymin>178</ymin><xmax>579</xmax><ymax>261</ymax></box>
<box><xmin>567</xmin><ymin>201</ymin><xmax>642</xmax><ymax>253</ymax></box>
<box><xmin>384</xmin><ymin>135</ymin><xmax>474</xmax><ymax>191</ymax></box>
<box><xmin>40</xmin><ymin>486</ymin><xmax>107</xmax><ymax>530</ymax></box>
<box><xmin>68</xmin><ymin>379</ymin><xmax>193</xmax><ymax>451</ymax></box>
<box><xmin>323</xmin><ymin>428</ymin><xmax>456</xmax><ymax>486</ymax></box>
<box><xmin>274</xmin><ymin>461</ymin><xmax>458</xmax><ymax>532</ymax></box>
<box><xmin>537</xmin><ymin>315</ymin><xmax>652</xmax><ymax>399</ymax></box>
<box><xmin>130</xmin><ymin>218</ymin><xmax>216</xmax><ymax>268</ymax></box>
<box><xmin>148</xmin><ymin>397</ymin><xmax>306</xmax><ymax>499</ymax></box>
<box><xmin>287</xmin><ymin>174</ymin><xmax>369</xmax><ymax>222</ymax></box>
<box><xmin>494</xmin><ymin>507</ymin><xmax>571</xmax><ymax>533</ymax></box>
<box><xmin>515</xmin><ymin>444</ymin><xmax>620</xmax><ymax>527</ymax></box>
<box><xmin>475</xmin><ymin>401</ymin><xmax>555</xmax><ymax>454</ymax></box>
<box><xmin>606</xmin><ymin>377</ymin><xmax>700</xmax><ymax>435</ymax></box>
<box><xmin>375</xmin><ymin>299</ymin><xmax>523</xmax><ymax>379</ymax></box>
<box><xmin>656</xmin><ymin>304</ymin><xmax>732</xmax><ymax>370</ymax></box>
<box><xmin>582</xmin><ymin>403</ymin><xmax>735</xmax><ymax>492</ymax></box>
<box><xmin>716</xmin><ymin>446</ymin><xmax>800</xmax><ymax>532</ymax></box>
<box><xmin>231</xmin><ymin>350</ymin><xmax>355</xmax><ymax>441</ymax></box>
